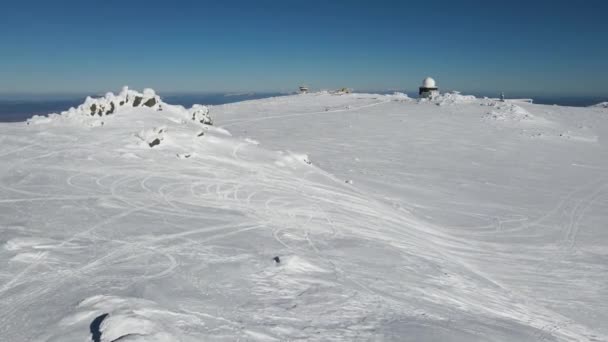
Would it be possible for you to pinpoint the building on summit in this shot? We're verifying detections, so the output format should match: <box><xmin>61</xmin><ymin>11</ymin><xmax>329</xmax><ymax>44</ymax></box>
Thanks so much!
<box><xmin>419</xmin><ymin>77</ymin><xmax>439</xmax><ymax>99</ymax></box>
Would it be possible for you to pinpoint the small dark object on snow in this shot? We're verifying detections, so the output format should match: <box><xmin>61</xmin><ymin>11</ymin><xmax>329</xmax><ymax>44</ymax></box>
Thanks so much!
<box><xmin>273</xmin><ymin>256</ymin><xmax>281</xmax><ymax>264</ymax></box>
<box><xmin>148</xmin><ymin>138</ymin><xmax>161</xmax><ymax>147</ymax></box>
<box><xmin>197</xmin><ymin>131</ymin><xmax>205</xmax><ymax>137</ymax></box>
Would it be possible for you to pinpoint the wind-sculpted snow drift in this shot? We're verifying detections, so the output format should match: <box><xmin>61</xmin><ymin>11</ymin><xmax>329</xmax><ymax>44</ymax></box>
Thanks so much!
<box><xmin>431</xmin><ymin>91</ymin><xmax>477</xmax><ymax>105</ymax></box>
<box><xmin>484</xmin><ymin>101</ymin><xmax>534</xmax><ymax>121</ymax></box>
<box><xmin>1</xmin><ymin>90</ymin><xmax>608</xmax><ymax>341</ymax></box>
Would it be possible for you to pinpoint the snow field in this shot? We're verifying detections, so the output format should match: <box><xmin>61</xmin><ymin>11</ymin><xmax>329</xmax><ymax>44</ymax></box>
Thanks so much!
<box><xmin>0</xmin><ymin>90</ymin><xmax>607</xmax><ymax>341</ymax></box>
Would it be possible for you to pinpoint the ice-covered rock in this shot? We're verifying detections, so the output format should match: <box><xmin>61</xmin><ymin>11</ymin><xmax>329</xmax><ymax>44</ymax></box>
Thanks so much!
<box><xmin>26</xmin><ymin>87</ymin><xmax>213</xmax><ymax>126</ymax></box>
<box><xmin>73</xmin><ymin>87</ymin><xmax>161</xmax><ymax>117</ymax></box>
<box><xmin>189</xmin><ymin>104</ymin><xmax>213</xmax><ymax>125</ymax></box>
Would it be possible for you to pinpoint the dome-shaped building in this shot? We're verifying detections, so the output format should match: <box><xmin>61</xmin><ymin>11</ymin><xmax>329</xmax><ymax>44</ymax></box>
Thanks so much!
<box><xmin>419</xmin><ymin>77</ymin><xmax>439</xmax><ymax>99</ymax></box>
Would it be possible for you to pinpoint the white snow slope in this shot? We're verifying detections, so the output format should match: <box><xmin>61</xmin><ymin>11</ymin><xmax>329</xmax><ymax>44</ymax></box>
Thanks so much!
<box><xmin>1</xmin><ymin>89</ymin><xmax>608</xmax><ymax>341</ymax></box>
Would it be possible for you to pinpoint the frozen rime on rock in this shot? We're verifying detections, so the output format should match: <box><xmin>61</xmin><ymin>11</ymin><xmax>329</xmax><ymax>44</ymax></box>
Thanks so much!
<box><xmin>26</xmin><ymin>87</ymin><xmax>213</xmax><ymax>126</ymax></box>
<box><xmin>189</xmin><ymin>104</ymin><xmax>213</xmax><ymax>125</ymax></box>
<box><xmin>76</xmin><ymin>87</ymin><xmax>161</xmax><ymax>117</ymax></box>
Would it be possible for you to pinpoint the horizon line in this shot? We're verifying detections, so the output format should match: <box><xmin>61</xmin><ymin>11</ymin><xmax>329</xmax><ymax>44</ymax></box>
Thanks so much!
<box><xmin>0</xmin><ymin>89</ymin><xmax>606</xmax><ymax>98</ymax></box>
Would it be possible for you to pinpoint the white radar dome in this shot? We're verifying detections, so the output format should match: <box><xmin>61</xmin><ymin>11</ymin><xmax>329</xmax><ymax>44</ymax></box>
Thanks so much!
<box><xmin>422</xmin><ymin>77</ymin><xmax>436</xmax><ymax>88</ymax></box>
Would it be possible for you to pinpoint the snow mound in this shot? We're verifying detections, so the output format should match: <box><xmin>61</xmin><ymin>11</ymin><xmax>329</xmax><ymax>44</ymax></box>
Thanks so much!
<box><xmin>283</xmin><ymin>256</ymin><xmax>329</xmax><ymax>274</ymax></box>
<box><xmin>432</xmin><ymin>91</ymin><xmax>476</xmax><ymax>105</ymax></box>
<box><xmin>591</xmin><ymin>102</ymin><xmax>608</xmax><ymax>108</ymax></box>
<box><xmin>556</xmin><ymin>131</ymin><xmax>599</xmax><ymax>142</ymax></box>
<box><xmin>385</xmin><ymin>92</ymin><xmax>411</xmax><ymax>101</ymax></box>
<box><xmin>136</xmin><ymin>126</ymin><xmax>167</xmax><ymax>148</ymax></box>
<box><xmin>4</xmin><ymin>237</ymin><xmax>58</xmax><ymax>251</ymax></box>
<box><xmin>10</xmin><ymin>251</ymin><xmax>49</xmax><ymax>263</ymax></box>
<box><xmin>26</xmin><ymin>87</ymin><xmax>213</xmax><ymax>126</ymax></box>
<box><xmin>485</xmin><ymin>102</ymin><xmax>534</xmax><ymax>122</ymax></box>
<box><xmin>274</xmin><ymin>151</ymin><xmax>312</xmax><ymax>168</ymax></box>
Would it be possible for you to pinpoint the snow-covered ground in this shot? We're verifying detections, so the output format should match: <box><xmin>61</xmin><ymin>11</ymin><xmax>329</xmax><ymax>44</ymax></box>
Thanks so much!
<box><xmin>1</xmin><ymin>89</ymin><xmax>607</xmax><ymax>341</ymax></box>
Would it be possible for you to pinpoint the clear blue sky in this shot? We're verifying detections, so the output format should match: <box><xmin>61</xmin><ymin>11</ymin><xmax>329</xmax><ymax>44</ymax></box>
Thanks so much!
<box><xmin>1</xmin><ymin>0</ymin><xmax>607</xmax><ymax>96</ymax></box>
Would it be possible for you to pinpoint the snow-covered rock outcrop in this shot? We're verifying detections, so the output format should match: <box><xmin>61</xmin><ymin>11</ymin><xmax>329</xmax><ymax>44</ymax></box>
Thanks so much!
<box><xmin>26</xmin><ymin>87</ymin><xmax>213</xmax><ymax>126</ymax></box>
<box><xmin>591</xmin><ymin>102</ymin><xmax>608</xmax><ymax>109</ymax></box>
<box><xmin>189</xmin><ymin>104</ymin><xmax>213</xmax><ymax>125</ymax></box>
<box><xmin>71</xmin><ymin>87</ymin><xmax>161</xmax><ymax>117</ymax></box>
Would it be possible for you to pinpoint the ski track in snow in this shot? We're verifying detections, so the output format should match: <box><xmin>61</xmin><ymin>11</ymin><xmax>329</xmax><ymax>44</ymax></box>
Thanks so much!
<box><xmin>0</xmin><ymin>92</ymin><xmax>607</xmax><ymax>341</ymax></box>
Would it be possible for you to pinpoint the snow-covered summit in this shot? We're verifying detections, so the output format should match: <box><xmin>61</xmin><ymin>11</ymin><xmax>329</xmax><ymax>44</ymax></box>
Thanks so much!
<box><xmin>1</xmin><ymin>91</ymin><xmax>608</xmax><ymax>341</ymax></box>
